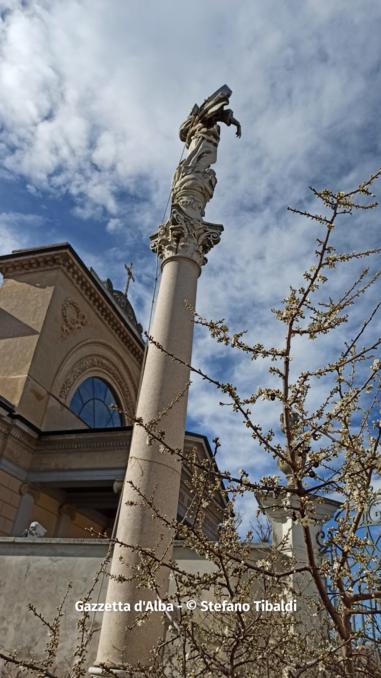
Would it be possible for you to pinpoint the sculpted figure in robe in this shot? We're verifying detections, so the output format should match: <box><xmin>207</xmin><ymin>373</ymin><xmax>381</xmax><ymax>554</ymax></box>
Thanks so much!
<box><xmin>171</xmin><ymin>85</ymin><xmax>241</xmax><ymax>227</ymax></box>
<box><xmin>151</xmin><ymin>85</ymin><xmax>240</xmax><ymax>264</ymax></box>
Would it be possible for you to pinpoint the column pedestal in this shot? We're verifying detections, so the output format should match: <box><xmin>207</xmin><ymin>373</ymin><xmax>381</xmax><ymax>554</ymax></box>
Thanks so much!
<box><xmin>257</xmin><ymin>491</ymin><xmax>340</xmax><ymax>631</ymax></box>
<box><xmin>257</xmin><ymin>492</ymin><xmax>339</xmax><ymax>562</ymax></box>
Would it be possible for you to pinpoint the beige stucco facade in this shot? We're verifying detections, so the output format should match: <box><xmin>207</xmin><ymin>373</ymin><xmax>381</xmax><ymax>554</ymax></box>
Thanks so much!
<box><xmin>0</xmin><ymin>244</ymin><xmax>225</xmax><ymax>542</ymax></box>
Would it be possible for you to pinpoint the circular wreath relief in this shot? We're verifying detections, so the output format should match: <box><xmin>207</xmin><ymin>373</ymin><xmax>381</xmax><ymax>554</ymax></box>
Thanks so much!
<box><xmin>61</xmin><ymin>298</ymin><xmax>87</xmax><ymax>338</ymax></box>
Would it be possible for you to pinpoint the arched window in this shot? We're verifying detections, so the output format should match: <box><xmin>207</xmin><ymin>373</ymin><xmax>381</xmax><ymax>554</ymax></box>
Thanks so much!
<box><xmin>69</xmin><ymin>377</ymin><xmax>123</xmax><ymax>428</ymax></box>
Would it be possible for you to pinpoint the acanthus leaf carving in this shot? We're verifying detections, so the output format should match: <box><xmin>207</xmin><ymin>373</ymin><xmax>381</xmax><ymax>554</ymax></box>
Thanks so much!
<box><xmin>150</xmin><ymin>219</ymin><xmax>223</xmax><ymax>267</ymax></box>
<box><xmin>150</xmin><ymin>85</ymin><xmax>240</xmax><ymax>267</ymax></box>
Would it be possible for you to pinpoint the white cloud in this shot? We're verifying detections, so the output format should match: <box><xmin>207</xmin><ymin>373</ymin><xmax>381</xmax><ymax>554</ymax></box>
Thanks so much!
<box><xmin>0</xmin><ymin>211</ymin><xmax>43</xmax><ymax>254</ymax></box>
<box><xmin>0</xmin><ymin>0</ymin><xmax>381</xmax><ymax>515</ymax></box>
<box><xmin>106</xmin><ymin>217</ymin><xmax>124</xmax><ymax>234</ymax></box>
<box><xmin>1</xmin><ymin>0</ymin><xmax>379</xmax><ymax>224</ymax></box>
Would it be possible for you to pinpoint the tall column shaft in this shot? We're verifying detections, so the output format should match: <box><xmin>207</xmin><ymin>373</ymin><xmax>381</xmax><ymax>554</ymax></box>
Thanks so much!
<box><xmin>90</xmin><ymin>83</ymin><xmax>238</xmax><ymax>676</ymax></box>
<box><xmin>90</xmin><ymin>256</ymin><xmax>200</xmax><ymax>674</ymax></box>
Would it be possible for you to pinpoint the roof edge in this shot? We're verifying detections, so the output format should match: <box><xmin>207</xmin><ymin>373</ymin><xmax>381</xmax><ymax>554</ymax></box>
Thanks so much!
<box><xmin>0</xmin><ymin>242</ymin><xmax>145</xmax><ymax>354</ymax></box>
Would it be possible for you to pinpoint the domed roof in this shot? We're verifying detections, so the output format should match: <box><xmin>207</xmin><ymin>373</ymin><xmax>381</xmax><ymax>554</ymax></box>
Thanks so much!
<box><xmin>102</xmin><ymin>278</ymin><xmax>143</xmax><ymax>336</ymax></box>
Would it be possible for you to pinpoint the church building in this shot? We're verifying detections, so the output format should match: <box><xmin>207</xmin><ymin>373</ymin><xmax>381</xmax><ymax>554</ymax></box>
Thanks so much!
<box><xmin>0</xmin><ymin>88</ymin><xmax>347</xmax><ymax>676</ymax></box>
<box><xmin>0</xmin><ymin>242</ymin><xmax>225</xmax><ymax>541</ymax></box>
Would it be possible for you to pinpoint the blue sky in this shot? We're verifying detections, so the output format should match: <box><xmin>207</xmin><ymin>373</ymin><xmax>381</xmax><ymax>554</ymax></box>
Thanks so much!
<box><xmin>1</xmin><ymin>0</ymin><xmax>381</xmax><ymax>525</ymax></box>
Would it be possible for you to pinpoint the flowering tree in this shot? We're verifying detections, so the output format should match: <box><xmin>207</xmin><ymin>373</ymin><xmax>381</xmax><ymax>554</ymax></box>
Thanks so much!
<box><xmin>136</xmin><ymin>169</ymin><xmax>381</xmax><ymax>677</ymax></box>
<box><xmin>1</xmin><ymin>172</ymin><xmax>381</xmax><ymax>677</ymax></box>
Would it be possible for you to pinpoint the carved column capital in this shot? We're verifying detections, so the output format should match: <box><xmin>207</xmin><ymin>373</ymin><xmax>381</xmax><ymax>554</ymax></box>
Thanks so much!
<box><xmin>150</xmin><ymin>219</ymin><xmax>223</xmax><ymax>267</ymax></box>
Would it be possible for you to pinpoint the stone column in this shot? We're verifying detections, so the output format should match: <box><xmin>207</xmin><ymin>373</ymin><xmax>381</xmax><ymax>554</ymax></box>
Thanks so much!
<box><xmin>89</xmin><ymin>85</ymin><xmax>239</xmax><ymax>676</ymax></box>
<box><xmin>89</xmin><ymin>230</ymin><xmax>222</xmax><ymax>676</ymax></box>
<box><xmin>257</xmin><ymin>492</ymin><xmax>339</xmax><ymax>562</ymax></box>
<box><xmin>54</xmin><ymin>503</ymin><xmax>77</xmax><ymax>537</ymax></box>
<box><xmin>13</xmin><ymin>483</ymin><xmax>40</xmax><ymax>536</ymax></box>
<box><xmin>257</xmin><ymin>492</ymin><xmax>340</xmax><ymax>631</ymax></box>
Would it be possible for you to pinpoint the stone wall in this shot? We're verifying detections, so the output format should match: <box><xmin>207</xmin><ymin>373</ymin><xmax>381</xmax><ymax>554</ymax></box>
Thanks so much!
<box><xmin>0</xmin><ymin>537</ymin><xmax>222</xmax><ymax>676</ymax></box>
<box><xmin>0</xmin><ymin>470</ymin><xmax>21</xmax><ymax>536</ymax></box>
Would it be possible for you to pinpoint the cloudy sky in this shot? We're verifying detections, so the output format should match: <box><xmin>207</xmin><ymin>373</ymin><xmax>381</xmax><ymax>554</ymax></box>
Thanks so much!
<box><xmin>1</xmin><ymin>0</ymin><xmax>381</xmax><ymax>526</ymax></box>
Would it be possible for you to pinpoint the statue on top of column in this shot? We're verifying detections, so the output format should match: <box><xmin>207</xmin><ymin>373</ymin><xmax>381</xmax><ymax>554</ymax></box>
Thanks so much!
<box><xmin>150</xmin><ymin>85</ymin><xmax>241</xmax><ymax>267</ymax></box>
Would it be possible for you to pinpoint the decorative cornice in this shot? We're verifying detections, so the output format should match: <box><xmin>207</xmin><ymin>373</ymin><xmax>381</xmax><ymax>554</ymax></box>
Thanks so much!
<box><xmin>0</xmin><ymin>418</ymin><xmax>11</xmax><ymax>436</ymax></box>
<box><xmin>3</xmin><ymin>420</ymin><xmax>39</xmax><ymax>452</ymax></box>
<box><xmin>0</xmin><ymin>247</ymin><xmax>144</xmax><ymax>362</ymax></box>
<box><xmin>28</xmin><ymin>469</ymin><xmax>125</xmax><ymax>484</ymax></box>
<box><xmin>37</xmin><ymin>434</ymin><xmax>131</xmax><ymax>453</ymax></box>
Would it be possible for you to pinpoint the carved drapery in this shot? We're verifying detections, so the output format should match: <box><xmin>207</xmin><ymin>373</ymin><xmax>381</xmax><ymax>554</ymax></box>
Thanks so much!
<box><xmin>150</xmin><ymin>85</ymin><xmax>240</xmax><ymax>267</ymax></box>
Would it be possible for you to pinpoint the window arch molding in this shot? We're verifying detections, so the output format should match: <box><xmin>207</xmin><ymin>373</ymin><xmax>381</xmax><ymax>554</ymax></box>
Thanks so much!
<box><xmin>58</xmin><ymin>354</ymin><xmax>135</xmax><ymax>424</ymax></box>
<box><xmin>69</xmin><ymin>376</ymin><xmax>123</xmax><ymax>428</ymax></box>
